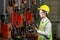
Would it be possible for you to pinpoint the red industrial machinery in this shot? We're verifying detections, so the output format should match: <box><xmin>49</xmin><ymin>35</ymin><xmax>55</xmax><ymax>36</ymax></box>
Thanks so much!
<box><xmin>24</xmin><ymin>8</ymin><xmax>32</xmax><ymax>24</ymax></box>
<box><xmin>1</xmin><ymin>22</ymin><xmax>11</xmax><ymax>39</ymax></box>
<box><xmin>23</xmin><ymin>8</ymin><xmax>38</xmax><ymax>40</ymax></box>
<box><xmin>12</xmin><ymin>11</ymin><xmax>23</xmax><ymax>28</ymax></box>
<box><xmin>0</xmin><ymin>0</ymin><xmax>42</xmax><ymax>40</ymax></box>
<box><xmin>0</xmin><ymin>15</ymin><xmax>11</xmax><ymax>40</ymax></box>
<box><xmin>0</xmin><ymin>0</ymin><xmax>12</xmax><ymax>39</ymax></box>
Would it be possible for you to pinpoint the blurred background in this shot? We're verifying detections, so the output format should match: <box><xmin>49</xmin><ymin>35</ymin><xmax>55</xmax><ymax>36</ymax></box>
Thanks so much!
<box><xmin>0</xmin><ymin>0</ymin><xmax>60</xmax><ymax>40</ymax></box>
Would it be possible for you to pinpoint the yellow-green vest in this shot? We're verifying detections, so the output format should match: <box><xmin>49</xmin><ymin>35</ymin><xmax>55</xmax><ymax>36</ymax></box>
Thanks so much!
<box><xmin>38</xmin><ymin>19</ymin><xmax>52</xmax><ymax>40</ymax></box>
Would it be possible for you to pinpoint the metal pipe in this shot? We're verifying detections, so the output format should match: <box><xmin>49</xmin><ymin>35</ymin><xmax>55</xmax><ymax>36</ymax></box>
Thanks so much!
<box><xmin>3</xmin><ymin>0</ymin><xmax>6</xmax><ymax>14</ymax></box>
<box><xmin>27</xmin><ymin>0</ymin><xmax>32</xmax><ymax>8</ymax></box>
<box><xmin>29</xmin><ymin>0</ymin><xmax>31</xmax><ymax>8</ymax></box>
<box><xmin>40</xmin><ymin>0</ymin><xmax>43</xmax><ymax>5</ymax></box>
<box><xmin>3</xmin><ymin>0</ymin><xmax>6</xmax><ymax>23</ymax></box>
<box><xmin>18</xmin><ymin>0</ymin><xmax>21</xmax><ymax>9</ymax></box>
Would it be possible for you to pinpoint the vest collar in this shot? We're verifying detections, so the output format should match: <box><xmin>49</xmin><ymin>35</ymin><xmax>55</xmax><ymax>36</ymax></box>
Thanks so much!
<box><xmin>41</xmin><ymin>17</ymin><xmax>48</xmax><ymax>22</ymax></box>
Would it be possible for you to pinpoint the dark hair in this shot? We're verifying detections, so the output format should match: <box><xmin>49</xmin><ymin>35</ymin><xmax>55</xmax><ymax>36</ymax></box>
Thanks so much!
<box><xmin>46</xmin><ymin>12</ymin><xmax>49</xmax><ymax>18</ymax></box>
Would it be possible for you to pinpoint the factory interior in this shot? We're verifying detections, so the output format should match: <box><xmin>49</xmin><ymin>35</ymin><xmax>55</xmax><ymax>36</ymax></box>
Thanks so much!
<box><xmin>0</xmin><ymin>0</ymin><xmax>60</xmax><ymax>40</ymax></box>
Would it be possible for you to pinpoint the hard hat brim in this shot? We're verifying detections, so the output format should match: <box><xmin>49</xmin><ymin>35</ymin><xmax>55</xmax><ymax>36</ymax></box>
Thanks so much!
<box><xmin>37</xmin><ymin>8</ymin><xmax>41</xmax><ymax>10</ymax></box>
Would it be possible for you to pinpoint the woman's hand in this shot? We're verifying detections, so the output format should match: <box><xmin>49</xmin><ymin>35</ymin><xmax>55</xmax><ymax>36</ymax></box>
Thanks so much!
<box><xmin>32</xmin><ymin>26</ymin><xmax>38</xmax><ymax>31</ymax></box>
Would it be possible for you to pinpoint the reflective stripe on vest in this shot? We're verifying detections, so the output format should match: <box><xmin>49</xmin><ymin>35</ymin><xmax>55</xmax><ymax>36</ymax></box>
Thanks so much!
<box><xmin>38</xmin><ymin>19</ymin><xmax>52</xmax><ymax>40</ymax></box>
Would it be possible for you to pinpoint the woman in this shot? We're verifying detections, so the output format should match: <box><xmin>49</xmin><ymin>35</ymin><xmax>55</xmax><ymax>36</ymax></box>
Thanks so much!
<box><xmin>33</xmin><ymin>5</ymin><xmax>52</xmax><ymax>40</ymax></box>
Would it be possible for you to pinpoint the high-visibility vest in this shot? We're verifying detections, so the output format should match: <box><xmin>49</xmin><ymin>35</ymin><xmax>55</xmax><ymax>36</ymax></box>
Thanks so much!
<box><xmin>38</xmin><ymin>19</ymin><xmax>52</xmax><ymax>40</ymax></box>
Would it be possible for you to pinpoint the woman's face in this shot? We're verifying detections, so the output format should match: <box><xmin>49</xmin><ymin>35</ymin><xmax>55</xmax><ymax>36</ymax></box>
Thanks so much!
<box><xmin>39</xmin><ymin>10</ymin><xmax>46</xmax><ymax>18</ymax></box>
